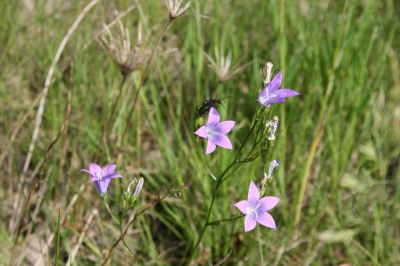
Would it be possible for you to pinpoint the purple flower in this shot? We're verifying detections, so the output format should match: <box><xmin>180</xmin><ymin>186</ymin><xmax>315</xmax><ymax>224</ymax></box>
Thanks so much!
<box><xmin>81</xmin><ymin>163</ymin><xmax>122</xmax><ymax>195</ymax></box>
<box><xmin>258</xmin><ymin>72</ymin><xmax>300</xmax><ymax>106</ymax></box>
<box><xmin>234</xmin><ymin>180</ymin><xmax>279</xmax><ymax>232</ymax></box>
<box><xmin>194</xmin><ymin>107</ymin><xmax>235</xmax><ymax>154</ymax></box>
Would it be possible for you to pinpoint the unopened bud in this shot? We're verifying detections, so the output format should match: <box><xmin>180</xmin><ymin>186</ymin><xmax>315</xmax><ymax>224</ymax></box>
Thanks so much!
<box><xmin>266</xmin><ymin>116</ymin><xmax>279</xmax><ymax>141</ymax></box>
<box><xmin>262</xmin><ymin>62</ymin><xmax>274</xmax><ymax>85</ymax></box>
<box><xmin>132</xmin><ymin>177</ymin><xmax>144</xmax><ymax>197</ymax></box>
<box><xmin>123</xmin><ymin>177</ymin><xmax>144</xmax><ymax>213</ymax></box>
<box><xmin>267</xmin><ymin>160</ymin><xmax>280</xmax><ymax>179</ymax></box>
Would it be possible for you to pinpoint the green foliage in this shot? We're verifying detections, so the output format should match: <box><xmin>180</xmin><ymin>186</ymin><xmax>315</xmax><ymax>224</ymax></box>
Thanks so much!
<box><xmin>1</xmin><ymin>0</ymin><xmax>399</xmax><ymax>265</ymax></box>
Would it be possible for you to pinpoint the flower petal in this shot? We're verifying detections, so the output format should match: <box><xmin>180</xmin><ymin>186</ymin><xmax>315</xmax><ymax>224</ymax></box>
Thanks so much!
<box><xmin>89</xmin><ymin>163</ymin><xmax>102</xmax><ymax>179</ymax></box>
<box><xmin>108</xmin><ymin>173</ymin><xmax>122</xmax><ymax>179</ymax></box>
<box><xmin>267</xmin><ymin>72</ymin><xmax>282</xmax><ymax>92</ymax></box>
<box><xmin>234</xmin><ymin>200</ymin><xmax>248</xmax><ymax>214</ymax></box>
<box><xmin>80</xmin><ymin>169</ymin><xmax>91</xmax><ymax>174</ymax></box>
<box><xmin>215</xmin><ymin>121</ymin><xmax>235</xmax><ymax>134</ymax></box>
<box><xmin>255</xmin><ymin>212</ymin><xmax>276</xmax><ymax>229</ymax></box>
<box><xmin>244</xmin><ymin>215</ymin><xmax>257</xmax><ymax>232</ymax></box>
<box><xmin>259</xmin><ymin>97</ymin><xmax>285</xmax><ymax>106</ymax></box>
<box><xmin>247</xmin><ymin>180</ymin><xmax>260</xmax><ymax>202</ymax></box>
<box><xmin>207</xmin><ymin>107</ymin><xmax>220</xmax><ymax>125</ymax></box>
<box><xmin>212</xmin><ymin>134</ymin><xmax>232</xmax><ymax>149</ymax></box>
<box><xmin>81</xmin><ymin>168</ymin><xmax>102</xmax><ymax>181</ymax></box>
<box><xmin>194</xmin><ymin>126</ymin><xmax>207</xmax><ymax>138</ymax></box>
<box><xmin>102</xmin><ymin>164</ymin><xmax>116</xmax><ymax>176</ymax></box>
<box><xmin>277</xmin><ymin>88</ymin><xmax>300</xmax><ymax>98</ymax></box>
<box><xmin>205</xmin><ymin>140</ymin><xmax>216</xmax><ymax>154</ymax></box>
<box><xmin>258</xmin><ymin>196</ymin><xmax>280</xmax><ymax>212</ymax></box>
<box><xmin>93</xmin><ymin>179</ymin><xmax>111</xmax><ymax>195</ymax></box>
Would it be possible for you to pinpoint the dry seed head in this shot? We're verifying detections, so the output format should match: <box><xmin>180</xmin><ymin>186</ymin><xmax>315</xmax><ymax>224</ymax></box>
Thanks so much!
<box><xmin>165</xmin><ymin>0</ymin><xmax>191</xmax><ymax>20</ymax></box>
<box><xmin>99</xmin><ymin>20</ymin><xmax>150</xmax><ymax>76</ymax></box>
<box><xmin>204</xmin><ymin>46</ymin><xmax>251</xmax><ymax>82</ymax></box>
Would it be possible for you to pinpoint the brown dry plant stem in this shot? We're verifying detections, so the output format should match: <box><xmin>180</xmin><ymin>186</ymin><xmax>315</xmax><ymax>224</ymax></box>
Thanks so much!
<box><xmin>13</xmin><ymin>113</ymin><xmax>71</xmax><ymax>249</ymax></box>
<box><xmin>100</xmin><ymin>192</ymin><xmax>173</xmax><ymax>266</ymax></box>
<box><xmin>0</xmin><ymin>90</ymin><xmax>43</xmax><ymax>167</ymax></box>
<box><xmin>118</xmin><ymin>19</ymin><xmax>173</xmax><ymax>152</ymax></box>
<box><xmin>66</xmin><ymin>209</ymin><xmax>98</xmax><ymax>266</ymax></box>
<box><xmin>20</xmin><ymin>0</ymin><xmax>98</xmax><ymax>183</ymax></box>
<box><xmin>12</xmin><ymin>0</ymin><xmax>98</xmax><ymax>256</ymax></box>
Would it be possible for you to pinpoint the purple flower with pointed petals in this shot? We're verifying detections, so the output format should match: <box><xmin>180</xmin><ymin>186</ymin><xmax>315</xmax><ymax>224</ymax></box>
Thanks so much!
<box><xmin>81</xmin><ymin>163</ymin><xmax>122</xmax><ymax>195</ymax></box>
<box><xmin>234</xmin><ymin>180</ymin><xmax>279</xmax><ymax>232</ymax></box>
<box><xmin>258</xmin><ymin>71</ymin><xmax>300</xmax><ymax>106</ymax></box>
<box><xmin>194</xmin><ymin>107</ymin><xmax>235</xmax><ymax>154</ymax></box>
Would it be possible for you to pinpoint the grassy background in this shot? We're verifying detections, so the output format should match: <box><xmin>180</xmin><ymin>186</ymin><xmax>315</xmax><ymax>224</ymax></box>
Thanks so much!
<box><xmin>1</xmin><ymin>0</ymin><xmax>399</xmax><ymax>265</ymax></box>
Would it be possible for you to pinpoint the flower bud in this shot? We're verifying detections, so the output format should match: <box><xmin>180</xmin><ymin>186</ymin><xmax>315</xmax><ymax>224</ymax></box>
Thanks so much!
<box><xmin>266</xmin><ymin>116</ymin><xmax>279</xmax><ymax>141</ymax></box>
<box><xmin>123</xmin><ymin>177</ymin><xmax>144</xmax><ymax>212</ymax></box>
<box><xmin>266</xmin><ymin>160</ymin><xmax>280</xmax><ymax>179</ymax></box>
<box><xmin>259</xmin><ymin>160</ymin><xmax>280</xmax><ymax>197</ymax></box>
<box><xmin>132</xmin><ymin>177</ymin><xmax>144</xmax><ymax>197</ymax></box>
<box><xmin>262</xmin><ymin>62</ymin><xmax>273</xmax><ymax>85</ymax></box>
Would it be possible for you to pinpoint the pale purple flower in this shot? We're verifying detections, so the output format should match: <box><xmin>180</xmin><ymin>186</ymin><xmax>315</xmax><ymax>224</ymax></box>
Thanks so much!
<box><xmin>258</xmin><ymin>72</ymin><xmax>300</xmax><ymax>106</ymax></box>
<box><xmin>234</xmin><ymin>180</ymin><xmax>279</xmax><ymax>232</ymax></box>
<box><xmin>194</xmin><ymin>107</ymin><xmax>235</xmax><ymax>154</ymax></box>
<box><xmin>81</xmin><ymin>163</ymin><xmax>122</xmax><ymax>195</ymax></box>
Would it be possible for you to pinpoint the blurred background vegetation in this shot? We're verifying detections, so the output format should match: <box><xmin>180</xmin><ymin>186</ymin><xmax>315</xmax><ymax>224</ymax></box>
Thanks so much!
<box><xmin>1</xmin><ymin>0</ymin><xmax>399</xmax><ymax>265</ymax></box>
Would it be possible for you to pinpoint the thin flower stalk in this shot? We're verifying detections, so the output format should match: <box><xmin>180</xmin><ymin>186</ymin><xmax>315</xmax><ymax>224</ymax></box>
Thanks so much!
<box><xmin>119</xmin><ymin>20</ymin><xmax>174</xmax><ymax>151</ymax></box>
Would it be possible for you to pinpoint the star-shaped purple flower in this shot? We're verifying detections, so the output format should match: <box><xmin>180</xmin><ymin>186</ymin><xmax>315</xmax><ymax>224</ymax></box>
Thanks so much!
<box><xmin>81</xmin><ymin>163</ymin><xmax>122</xmax><ymax>195</ymax></box>
<box><xmin>234</xmin><ymin>180</ymin><xmax>280</xmax><ymax>232</ymax></box>
<box><xmin>194</xmin><ymin>107</ymin><xmax>235</xmax><ymax>154</ymax></box>
<box><xmin>258</xmin><ymin>71</ymin><xmax>300</xmax><ymax>106</ymax></box>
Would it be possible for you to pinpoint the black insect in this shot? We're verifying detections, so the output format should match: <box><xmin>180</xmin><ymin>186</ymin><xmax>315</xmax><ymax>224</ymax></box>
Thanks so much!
<box><xmin>197</xmin><ymin>95</ymin><xmax>232</xmax><ymax>115</ymax></box>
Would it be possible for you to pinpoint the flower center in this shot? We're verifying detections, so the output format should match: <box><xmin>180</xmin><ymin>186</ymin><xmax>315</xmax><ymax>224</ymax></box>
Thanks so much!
<box><xmin>267</xmin><ymin>90</ymin><xmax>277</xmax><ymax>99</ymax></box>
<box><xmin>245</xmin><ymin>202</ymin><xmax>260</xmax><ymax>219</ymax></box>
<box><xmin>206</xmin><ymin>124</ymin><xmax>222</xmax><ymax>138</ymax></box>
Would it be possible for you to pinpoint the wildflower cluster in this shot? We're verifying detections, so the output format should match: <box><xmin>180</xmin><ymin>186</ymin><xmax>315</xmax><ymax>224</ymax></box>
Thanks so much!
<box><xmin>192</xmin><ymin>63</ymin><xmax>300</xmax><ymax>240</ymax></box>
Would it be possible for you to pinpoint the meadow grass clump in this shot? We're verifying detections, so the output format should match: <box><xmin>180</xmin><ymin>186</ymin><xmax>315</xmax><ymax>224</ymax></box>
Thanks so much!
<box><xmin>0</xmin><ymin>0</ymin><xmax>399</xmax><ymax>265</ymax></box>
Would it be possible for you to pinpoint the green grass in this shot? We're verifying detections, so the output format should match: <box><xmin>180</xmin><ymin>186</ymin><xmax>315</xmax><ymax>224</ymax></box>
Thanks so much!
<box><xmin>1</xmin><ymin>0</ymin><xmax>399</xmax><ymax>265</ymax></box>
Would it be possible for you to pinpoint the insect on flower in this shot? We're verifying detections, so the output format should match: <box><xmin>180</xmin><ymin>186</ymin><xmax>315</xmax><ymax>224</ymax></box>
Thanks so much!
<box><xmin>197</xmin><ymin>95</ymin><xmax>232</xmax><ymax>115</ymax></box>
<box><xmin>194</xmin><ymin>107</ymin><xmax>235</xmax><ymax>154</ymax></box>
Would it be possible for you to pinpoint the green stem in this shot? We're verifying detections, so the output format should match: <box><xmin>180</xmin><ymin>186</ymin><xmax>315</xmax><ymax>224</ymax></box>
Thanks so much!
<box><xmin>94</xmin><ymin>73</ymin><xmax>128</xmax><ymax>162</ymax></box>
<box><xmin>208</xmin><ymin>215</ymin><xmax>244</xmax><ymax>226</ymax></box>
<box><xmin>101</xmin><ymin>191</ymin><xmax>172</xmax><ymax>266</ymax></box>
<box><xmin>258</xmin><ymin>226</ymin><xmax>264</xmax><ymax>265</ymax></box>
<box><xmin>119</xmin><ymin>218</ymin><xmax>135</xmax><ymax>257</ymax></box>
<box><xmin>235</xmin><ymin>107</ymin><xmax>264</xmax><ymax>161</ymax></box>
<box><xmin>119</xmin><ymin>20</ymin><xmax>173</xmax><ymax>148</ymax></box>
<box><xmin>188</xmin><ymin>181</ymin><xmax>222</xmax><ymax>264</ymax></box>
<box><xmin>103</xmin><ymin>199</ymin><xmax>120</xmax><ymax>226</ymax></box>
